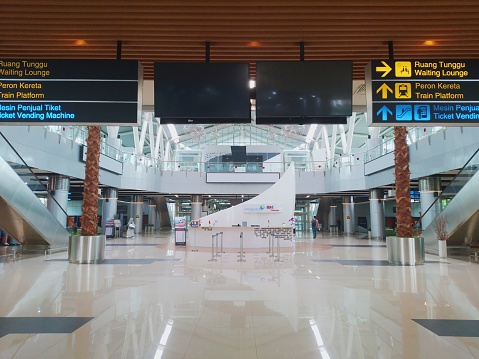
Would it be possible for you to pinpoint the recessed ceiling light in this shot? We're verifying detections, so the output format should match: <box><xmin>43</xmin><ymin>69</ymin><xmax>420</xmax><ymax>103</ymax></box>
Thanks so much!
<box><xmin>423</xmin><ymin>40</ymin><xmax>436</xmax><ymax>46</ymax></box>
<box><xmin>74</xmin><ymin>40</ymin><xmax>87</xmax><ymax>46</ymax></box>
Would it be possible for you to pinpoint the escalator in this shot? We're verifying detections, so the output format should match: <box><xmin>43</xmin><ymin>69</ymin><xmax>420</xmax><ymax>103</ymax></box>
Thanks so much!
<box><xmin>151</xmin><ymin>195</ymin><xmax>172</xmax><ymax>229</ymax></box>
<box><xmin>0</xmin><ymin>132</ymin><xmax>69</xmax><ymax>249</ymax></box>
<box><xmin>421</xmin><ymin>147</ymin><xmax>479</xmax><ymax>254</ymax></box>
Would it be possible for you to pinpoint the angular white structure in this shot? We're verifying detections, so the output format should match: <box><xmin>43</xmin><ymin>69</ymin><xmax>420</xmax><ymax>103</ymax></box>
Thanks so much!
<box><xmin>190</xmin><ymin>163</ymin><xmax>296</xmax><ymax>248</ymax></box>
<box><xmin>200</xmin><ymin>162</ymin><xmax>296</xmax><ymax>227</ymax></box>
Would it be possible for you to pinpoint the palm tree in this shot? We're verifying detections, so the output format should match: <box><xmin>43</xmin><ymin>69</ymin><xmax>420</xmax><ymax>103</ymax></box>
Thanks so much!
<box><xmin>394</xmin><ymin>126</ymin><xmax>412</xmax><ymax>238</ymax></box>
<box><xmin>81</xmin><ymin>126</ymin><xmax>101</xmax><ymax>236</ymax></box>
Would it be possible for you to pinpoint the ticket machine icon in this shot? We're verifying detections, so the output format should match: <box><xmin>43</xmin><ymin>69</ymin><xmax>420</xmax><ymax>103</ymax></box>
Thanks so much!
<box><xmin>414</xmin><ymin>105</ymin><xmax>430</xmax><ymax>121</ymax></box>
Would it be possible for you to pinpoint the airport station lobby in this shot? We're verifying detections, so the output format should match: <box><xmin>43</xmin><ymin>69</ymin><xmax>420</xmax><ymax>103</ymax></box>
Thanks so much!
<box><xmin>3</xmin><ymin>1</ymin><xmax>479</xmax><ymax>358</ymax></box>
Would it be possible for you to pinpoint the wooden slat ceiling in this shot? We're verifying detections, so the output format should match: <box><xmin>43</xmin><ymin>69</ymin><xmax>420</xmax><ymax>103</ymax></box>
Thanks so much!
<box><xmin>2</xmin><ymin>0</ymin><xmax>479</xmax><ymax>81</ymax></box>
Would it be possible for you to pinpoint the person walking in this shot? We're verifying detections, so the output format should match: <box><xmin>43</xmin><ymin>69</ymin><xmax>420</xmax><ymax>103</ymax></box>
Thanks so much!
<box><xmin>311</xmin><ymin>216</ymin><xmax>318</xmax><ymax>239</ymax></box>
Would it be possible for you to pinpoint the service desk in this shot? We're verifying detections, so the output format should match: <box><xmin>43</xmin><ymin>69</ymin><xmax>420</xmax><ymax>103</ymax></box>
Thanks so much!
<box><xmin>189</xmin><ymin>226</ymin><xmax>293</xmax><ymax>249</ymax></box>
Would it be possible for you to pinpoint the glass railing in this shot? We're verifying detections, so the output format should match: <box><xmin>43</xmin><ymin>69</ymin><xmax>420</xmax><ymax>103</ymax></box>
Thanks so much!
<box><xmin>365</xmin><ymin>126</ymin><xmax>446</xmax><ymax>163</ymax></box>
<box><xmin>420</xmin><ymin>146</ymin><xmax>479</xmax><ymax>228</ymax></box>
<box><xmin>42</xmin><ymin>125</ymin><xmax>445</xmax><ymax>172</ymax></box>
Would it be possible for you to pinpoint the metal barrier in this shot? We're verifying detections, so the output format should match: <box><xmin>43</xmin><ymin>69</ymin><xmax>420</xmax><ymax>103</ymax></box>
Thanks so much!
<box><xmin>274</xmin><ymin>234</ymin><xmax>282</xmax><ymax>262</ymax></box>
<box><xmin>269</xmin><ymin>232</ymin><xmax>275</xmax><ymax>257</ymax></box>
<box><xmin>208</xmin><ymin>234</ymin><xmax>217</xmax><ymax>262</ymax></box>
<box><xmin>267</xmin><ymin>231</ymin><xmax>273</xmax><ymax>255</ymax></box>
<box><xmin>145</xmin><ymin>224</ymin><xmax>155</xmax><ymax>233</ymax></box>
<box><xmin>237</xmin><ymin>232</ymin><xmax>245</xmax><ymax>262</ymax></box>
<box><xmin>215</xmin><ymin>233</ymin><xmax>220</xmax><ymax>258</ymax></box>
<box><xmin>219</xmin><ymin>232</ymin><xmax>224</xmax><ymax>255</ymax></box>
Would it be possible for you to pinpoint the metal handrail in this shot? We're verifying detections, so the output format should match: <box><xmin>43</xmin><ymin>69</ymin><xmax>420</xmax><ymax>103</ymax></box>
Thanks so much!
<box><xmin>0</xmin><ymin>131</ymin><xmax>69</xmax><ymax>219</ymax></box>
<box><xmin>419</xmin><ymin>145</ymin><xmax>479</xmax><ymax>229</ymax></box>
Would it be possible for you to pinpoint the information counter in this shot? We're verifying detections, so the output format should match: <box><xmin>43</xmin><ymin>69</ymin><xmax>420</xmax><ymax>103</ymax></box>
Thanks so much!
<box><xmin>189</xmin><ymin>226</ymin><xmax>293</xmax><ymax>249</ymax></box>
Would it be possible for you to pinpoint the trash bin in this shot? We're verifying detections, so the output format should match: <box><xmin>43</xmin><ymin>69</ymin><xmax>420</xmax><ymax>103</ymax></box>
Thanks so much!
<box><xmin>68</xmin><ymin>235</ymin><xmax>106</xmax><ymax>264</ymax></box>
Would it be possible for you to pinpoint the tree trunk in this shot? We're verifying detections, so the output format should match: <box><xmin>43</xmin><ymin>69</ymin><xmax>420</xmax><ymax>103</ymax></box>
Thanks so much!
<box><xmin>81</xmin><ymin>126</ymin><xmax>101</xmax><ymax>236</ymax></box>
<box><xmin>394</xmin><ymin>126</ymin><xmax>412</xmax><ymax>237</ymax></box>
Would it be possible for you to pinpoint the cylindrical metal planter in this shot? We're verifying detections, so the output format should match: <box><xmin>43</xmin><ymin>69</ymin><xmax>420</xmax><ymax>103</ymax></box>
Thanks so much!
<box><xmin>68</xmin><ymin>235</ymin><xmax>106</xmax><ymax>264</ymax></box>
<box><xmin>386</xmin><ymin>236</ymin><xmax>425</xmax><ymax>266</ymax></box>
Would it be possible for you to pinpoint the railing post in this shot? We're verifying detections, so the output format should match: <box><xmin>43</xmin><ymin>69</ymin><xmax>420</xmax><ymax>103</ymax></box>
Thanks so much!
<box><xmin>208</xmin><ymin>234</ymin><xmax>217</xmax><ymax>261</ymax></box>
<box><xmin>215</xmin><ymin>233</ymin><xmax>220</xmax><ymax>257</ymax></box>
<box><xmin>267</xmin><ymin>231</ymin><xmax>272</xmax><ymax>254</ymax></box>
<box><xmin>269</xmin><ymin>232</ymin><xmax>275</xmax><ymax>257</ymax></box>
<box><xmin>237</xmin><ymin>232</ymin><xmax>245</xmax><ymax>262</ymax></box>
<box><xmin>220</xmin><ymin>232</ymin><xmax>224</xmax><ymax>254</ymax></box>
<box><xmin>274</xmin><ymin>233</ymin><xmax>282</xmax><ymax>262</ymax></box>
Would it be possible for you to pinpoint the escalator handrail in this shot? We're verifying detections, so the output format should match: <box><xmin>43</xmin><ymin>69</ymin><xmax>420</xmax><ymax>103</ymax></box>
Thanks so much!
<box><xmin>420</xmin><ymin>145</ymin><xmax>479</xmax><ymax>226</ymax></box>
<box><xmin>0</xmin><ymin>131</ymin><xmax>69</xmax><ymax>219</ymax></box>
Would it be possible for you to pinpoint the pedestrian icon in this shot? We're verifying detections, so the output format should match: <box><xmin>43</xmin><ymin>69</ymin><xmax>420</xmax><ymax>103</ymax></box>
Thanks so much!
<box><xmin>395</xmin><ymin>83</ymin><xmax>411</xmax><ymax>99</ymax></box>
<box><xmin>414</xmin><ymin>105</ymin><xmax>430</xmax><ymax>121</ymax></box>
<box><xmin>395</xmin><ymin>61</ymin><xmax>412</xmax><ymax>77</ymax></box>
<box><xmin>396</xmin><ymin>105</ymin><xmax>412</xmax><ymax>121</ymax></box>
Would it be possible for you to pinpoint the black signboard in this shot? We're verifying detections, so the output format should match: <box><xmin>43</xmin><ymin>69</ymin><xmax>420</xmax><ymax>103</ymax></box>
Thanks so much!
<box><xmin>0</xmin><ymin>59</ymin><xmax>142</xmax><ymax>125</ymax></box>
<box><xmin>366</xmin><ymin>59</ymin><xmax>479</xmax><ymax>126</ymax></box>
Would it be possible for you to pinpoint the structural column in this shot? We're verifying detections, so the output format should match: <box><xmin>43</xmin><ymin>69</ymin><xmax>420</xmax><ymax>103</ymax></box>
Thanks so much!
<box><xmin>369</xmin><ymin>189</ymin><xmax>385</xmax><ymax>240</ymax></box>
<box><xmin>132</xmin><ymin>195</ymin><xmax>143</xmax><ymax>234</ymax></box>
<box><xmin>328</xmin><ymin>202</ymin><xmax>337</xmax><ymax>232</ymax></box>
<box><xmin>343</xmin><ymin>196</ymin><xmax>355</xmax><ymax>235</ymax></box>
<box><xmin>47</xmin><ymin>175</ymin><xmax>70</xmax><ymax>227</ymax></box>
<box><xmin>148</xmin><ymin>199</ymin><xmax>157</xmax><ymax>231</ymax></box>
<box><xmin>101</xmin><ymin>188</ymin><xmax>118</xmax><ymax>231</ymax></box>
<box><xmin>202</xmin><ymin>199</ymin><xmax>209</xmax><ymax>216</ymax></box>
<box><xmin>419</xmin><ymin>177</ymin><xmax>441</xmax><ymax>229</ymax></box>
<box><xmin>191</xmin><ymin>195</ymin><xmax>203</xmax><ymax>221</ymax></box>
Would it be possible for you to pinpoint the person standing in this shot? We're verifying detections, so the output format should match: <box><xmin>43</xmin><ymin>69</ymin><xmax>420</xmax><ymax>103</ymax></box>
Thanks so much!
<box><xmin>126</xmin><ymin>218</ymin><xmax>136</xmax><ymax>238</ymax></box>
<box><xmin>311</xmin><ymin>216</ymin><xmax>318</xmax><ymax>239</ymax></box>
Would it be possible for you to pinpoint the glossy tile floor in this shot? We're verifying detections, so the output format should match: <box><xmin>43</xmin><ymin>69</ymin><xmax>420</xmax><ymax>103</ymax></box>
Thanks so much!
<box><xmin>1</xmin><ymin>230</ymin><xmax>479</xmax><ymax>358</ymax></box>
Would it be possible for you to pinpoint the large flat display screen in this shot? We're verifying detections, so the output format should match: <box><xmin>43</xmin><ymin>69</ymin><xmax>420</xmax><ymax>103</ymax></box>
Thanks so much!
<box><xmin>0</xmin><ymin>59</ymin><xmax>142</xmax><ymax>125</ymax></box>
<box><xmin>255</xmin><ymin>61</ymin><xmax>352</xmax><ymax>123</ymax></box>
<box><xmin>154</xmin><ymin>62</ymin><xmax>251</xmax><ymax>124</ymax></box>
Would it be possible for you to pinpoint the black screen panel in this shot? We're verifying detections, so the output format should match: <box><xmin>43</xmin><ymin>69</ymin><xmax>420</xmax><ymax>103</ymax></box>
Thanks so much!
<box><xmin>256</xmin><ymin>61</ymin><xmax>352</xmax><ymax>121</ymax></box>
<box><xmin>154</xmin><ymin>62</ymin><xmax>251</xmax><ymax>123</ymax></box>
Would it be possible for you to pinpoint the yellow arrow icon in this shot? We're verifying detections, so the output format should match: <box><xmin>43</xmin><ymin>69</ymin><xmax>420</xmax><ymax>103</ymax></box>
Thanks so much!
<box><xmin>375</xmin><ymin>61</ymin><xmax>392</xmax><ymax>77</ymax></box>
<box><xmin>376</xmin><ymin>83</ymin><xmax>393</xmax><ymax>99</ymax></box>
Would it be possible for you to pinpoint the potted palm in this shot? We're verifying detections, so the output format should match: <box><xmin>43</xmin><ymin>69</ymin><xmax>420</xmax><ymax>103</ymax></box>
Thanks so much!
<box><xmin>386</xmin><ymin>126</ymin><xmax>425</xmax><ymax>266</ymax></box>
<box><xmin>68</xmin><ymin>126</ymin><xmax>106</xmax><ymax>264</ymax></box>
<box><xmin>434</xmin><ymin>216</ymin><xmax>448</xmax><ymax>258</ymax></box>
